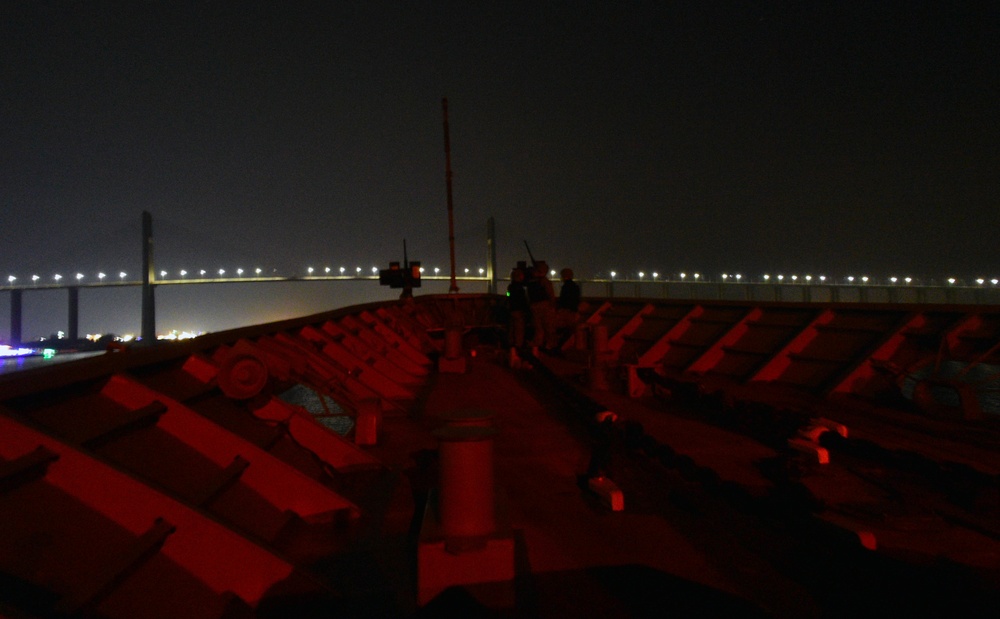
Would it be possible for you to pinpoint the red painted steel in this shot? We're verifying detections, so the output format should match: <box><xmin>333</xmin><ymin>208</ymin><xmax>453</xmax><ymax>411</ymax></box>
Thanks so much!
<box><xmin>297</xmin><ymin>326</ymin><xmax>415</xmax><ymax>402</ymax></box>
<box><xmin>750</xmin><ymin>309</ymin><xmax>837</xmax><ymax>383</ymax></box>
<box><xmin>686</xmin><ymin>307</ymin><xmax>763</xmax><ymax>374</ymax></box>
<box><xmin>356</xmin><ymin>310</ymin><xmax>434</xmax><ymax>365</ymax></box>
<box><xmin>101</xmin><ymin>375</ymin><xmax>360</xmax><ymax>527</ymax></box>
<box><xmin>829</xmin><ymin>312</ymin><xmax>931</xmax><ymax>396</ymax></box>
<box><xmin>320</xmin><ymin>320</ymin><xmax>424</xmax><ymax>385</ymax></box>
<box><xmin>434</xmin><ymin>426</ymin><xmax>497</xmax><ymax>541</ymax></box>
<box><xmin>0</xmin><ymin>415</ymin><xmax>298</xmax><ymax>609</ymax></box>
<box><xmin>606</xmin><ymin>303</ymin><xmax>655</xmax><ymax>355</ymax></box>
<box><xmin>2</xmin><ymin>294</ymin><xmax>999</xmax><ymax>616</ymax></box>
<box><xmin>250</xmin><ymin>396</ymin><xmax>381</xmax><ymax>470</ymax></box>
<box><xmin>340</xmin><ymin>314</ymin><xmax>432</xmax><ymax>375</ymax></box>
<box><xmin>636</xmin><ymin>304</ymin><xmax>706</xmax><ymax>367</ymax></box>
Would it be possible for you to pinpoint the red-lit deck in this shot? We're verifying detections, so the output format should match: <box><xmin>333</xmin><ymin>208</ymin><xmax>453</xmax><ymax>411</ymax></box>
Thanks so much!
<box><xmin>0</xmin><ymin>295</ymin><xmax>998</xmax><ymax>617</ymax></box>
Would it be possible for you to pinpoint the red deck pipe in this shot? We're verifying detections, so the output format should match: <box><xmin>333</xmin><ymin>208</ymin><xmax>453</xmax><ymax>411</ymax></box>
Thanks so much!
<box><xmin>444</xmin><ymin>327</ymin><xmax>463</xmax><ymax>359</ymax></box>
<box><xmin>433</xmin><ymin>425</ymin><xmax>497</xmax><ymax>549</ymax></box>
<box><xmin>439</xmin><ymin>408</ymin><xmax>495</xmax><ymax>430</ymax></box>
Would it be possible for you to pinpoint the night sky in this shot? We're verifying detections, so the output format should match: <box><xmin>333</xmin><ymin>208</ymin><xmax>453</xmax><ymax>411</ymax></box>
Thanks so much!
<box><xmin>2</xmin><ymin>1</ymin><xmax>998</xmax><ymax>339</ymax></box>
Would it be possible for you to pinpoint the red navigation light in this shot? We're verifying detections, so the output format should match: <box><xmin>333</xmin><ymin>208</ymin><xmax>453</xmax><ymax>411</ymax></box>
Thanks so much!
<box><xmin>410</xmin><ymin>261</ymin><xmax>421</xmax><ymax>288</ymax></box>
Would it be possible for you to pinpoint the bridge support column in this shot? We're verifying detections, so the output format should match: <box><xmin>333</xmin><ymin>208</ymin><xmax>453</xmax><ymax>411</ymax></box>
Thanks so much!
<box><xmin>141</xmin><ymin>210</ymin><xmax>156</xmax><ymax>343</ymax></box>
<box><xmin>486</xmin><ymin>217</ymin><xmax>497</xmax><ymax>295</ymax></box>
<box><xmin>68</xmin><ymin>287</ymin><xmax>79</xmax><ymax>342</ymax></box>
<box><xmin>10</xmin><ymin>289</ymin><xmax>22</xmax><ymax>345</ymax></box>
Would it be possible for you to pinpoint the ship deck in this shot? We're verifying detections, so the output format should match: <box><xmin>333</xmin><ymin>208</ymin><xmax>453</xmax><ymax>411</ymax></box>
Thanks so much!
<box><xmin>1</xmin><ymin>294</ymin><xmax>998</xmax><ymax>617</ymax></box>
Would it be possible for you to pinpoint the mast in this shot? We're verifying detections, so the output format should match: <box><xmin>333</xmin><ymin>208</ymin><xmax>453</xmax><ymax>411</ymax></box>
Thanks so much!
<box><xmin>442</xmin><ymin>97</ymin><xmax>459</xmax><ymax>293</ymax></box>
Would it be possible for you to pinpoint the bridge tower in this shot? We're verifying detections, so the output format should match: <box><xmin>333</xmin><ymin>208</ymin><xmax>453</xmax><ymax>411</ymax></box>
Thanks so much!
<box><xmin>141</xmin><ymin>211</ymin><xmax>156</xmax><ymax>343</ymax></box>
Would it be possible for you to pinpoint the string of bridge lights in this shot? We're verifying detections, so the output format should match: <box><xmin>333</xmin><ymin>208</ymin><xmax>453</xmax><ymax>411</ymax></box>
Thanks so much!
<box><xmin>4</xmin><ymin>268</ymin><xmax>1000</xmax><ymax>287</ymax></box>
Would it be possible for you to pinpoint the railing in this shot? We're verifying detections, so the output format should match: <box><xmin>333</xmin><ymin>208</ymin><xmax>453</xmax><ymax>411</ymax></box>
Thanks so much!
<box><xmin>574</xmin><ymin>279</ymin><xmax>1000</xmax><ymax>306</ymax></box>
<box><xmin>3</xmin><ymin>275</ymin><xmax>999</xmax><ymax>346</ymax></box>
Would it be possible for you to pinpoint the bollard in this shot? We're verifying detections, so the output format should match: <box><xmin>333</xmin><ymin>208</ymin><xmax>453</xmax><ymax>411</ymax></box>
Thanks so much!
<box><xmin>444</xmin><ymin>327</ymin><xmax>463</xmax><ymax>359</ymax></box>
<box><xmin>439</xmin><ymin>327</ymin><xmax>467</xmax><ymax>373</ymax></box>
<box><xmin>440</xmin><ymin>408</ymin><xmax>496</xmax><ymax>430</ymax></box>
<box><xmin>434</xmin><ymin>425</ymin><xmax>497</xmax><ymax>549</ymax></box>
<box><xmin>418</xmin><ymin>421</ymin><xmax>514</xmax><ymax>606</ymax></box>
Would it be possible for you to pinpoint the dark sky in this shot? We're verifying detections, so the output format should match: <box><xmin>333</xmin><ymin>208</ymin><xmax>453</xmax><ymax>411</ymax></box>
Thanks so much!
<box><xmin>2</xmin><ymin>1</ymin><xmax>998</xmax><ymax>338</ymax></box>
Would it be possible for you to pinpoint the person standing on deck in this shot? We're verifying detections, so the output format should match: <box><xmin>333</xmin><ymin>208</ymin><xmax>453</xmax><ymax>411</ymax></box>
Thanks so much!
<box><xmin>526</xmin><ymin>261</ymin><xmax>556</xmax><ymax>351</ymax></box>
<box><xmin>506</xmin><ymin>268</ymin><xmax>530</xmax><ymax>349</ymax></box>
<box><xmin>555</xmin><ymin>267</ymin><xmax>581</xmax><ymax>345</ymax></box>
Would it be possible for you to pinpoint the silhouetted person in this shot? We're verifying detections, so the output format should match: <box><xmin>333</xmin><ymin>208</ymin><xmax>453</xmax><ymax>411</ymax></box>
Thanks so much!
<box><xmin>526</xmin><ymin>261</ymin><xmax>556</xmax><ymax>350</ymax></box>
<box><xmin>555</xmin><ymin>267</ymin><xmax>581</xmax><ymax>347</ymax></box>
<box><xmin>506</xmin><ymin>268</ymin><xmax>530</xmax><ymax>348</ymax></box>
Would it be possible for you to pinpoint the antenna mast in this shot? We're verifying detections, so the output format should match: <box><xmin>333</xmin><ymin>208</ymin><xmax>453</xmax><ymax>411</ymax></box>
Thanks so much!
<box><xmin>442</xmin><ymin>97</ymin><xmax>459</xmax><ymax>293</ymax></box>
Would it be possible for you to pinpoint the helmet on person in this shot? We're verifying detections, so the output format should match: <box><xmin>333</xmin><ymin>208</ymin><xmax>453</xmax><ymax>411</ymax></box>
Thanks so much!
<box><xmin>560</xmin><ymin>268</ymin><xmax>574</xmax><ymax>280</ymax></box>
